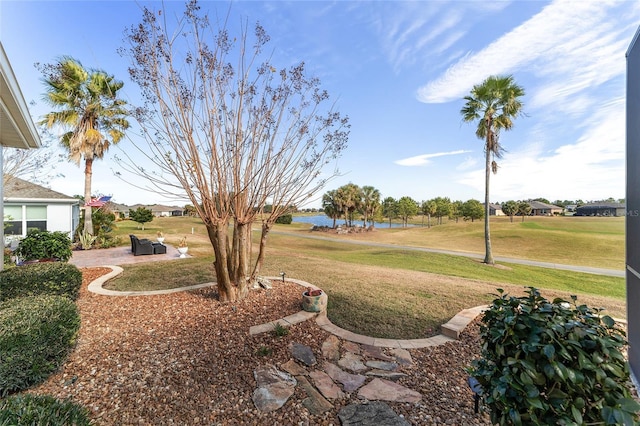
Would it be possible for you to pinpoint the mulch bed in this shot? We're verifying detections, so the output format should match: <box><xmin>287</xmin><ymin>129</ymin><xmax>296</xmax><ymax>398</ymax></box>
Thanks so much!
<box><xmin>27</xmin><ymin>267</ymin><xmax>491</xmax><ymax>425</ymax></box>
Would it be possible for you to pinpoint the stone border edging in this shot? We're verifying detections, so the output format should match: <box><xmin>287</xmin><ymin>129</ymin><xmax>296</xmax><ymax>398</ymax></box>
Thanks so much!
<box><xmin>86</xmin><ymin>267</ymin><xmax>486</xmax><ymax>349</ymax></box>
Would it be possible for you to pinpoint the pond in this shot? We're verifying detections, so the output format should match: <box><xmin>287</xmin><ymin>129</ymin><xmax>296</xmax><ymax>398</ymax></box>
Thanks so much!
<box><xmin>292</xmin><ymin>215</ymin><xmax>415</xmax><ymax>228</ymax></box>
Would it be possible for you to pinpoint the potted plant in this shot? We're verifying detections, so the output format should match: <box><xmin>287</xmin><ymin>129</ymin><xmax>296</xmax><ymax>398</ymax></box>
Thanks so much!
<box><xmin>156</xmin><ymin>231</ymin><xmax>165</xmax><ymax>244</ymax></box>
<box><xmin>302</xmin><ymin>286</ymin><xmax>327</xmax><ymax>312</ymax></box>
<box><xmin>177</xmin><ymin>236</ymin><xmax>188</xmax><ymax>258</ymax></box>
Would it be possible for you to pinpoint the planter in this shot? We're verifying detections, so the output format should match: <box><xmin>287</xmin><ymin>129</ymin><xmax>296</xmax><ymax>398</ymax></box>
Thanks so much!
<box><xmin>157</xmin><ymin>237</ymin><xmax>165</xmax><ymax>244</ymax></box>
<box><xmin>177</xmin><ymin>247</ymin><xmax>188</xmax><ymax>258</ymax></box>
<box><xmin>302</xmin><ymin>289</ymin><xmax>327</xmax><ymax>313</ymax></box>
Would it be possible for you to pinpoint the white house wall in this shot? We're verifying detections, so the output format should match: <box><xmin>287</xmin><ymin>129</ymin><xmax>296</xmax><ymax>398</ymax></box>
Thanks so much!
<box><xmin>47</xmin><ymin>204</ymin><xmax>76</xmax><ymax>236</ymax></box>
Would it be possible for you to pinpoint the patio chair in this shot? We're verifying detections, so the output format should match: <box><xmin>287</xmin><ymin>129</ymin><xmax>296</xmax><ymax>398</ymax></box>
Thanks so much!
<box><xmin>129</xmin><ymin>234</ymin><xmax>154</xmax><ymax>256</ymax></box>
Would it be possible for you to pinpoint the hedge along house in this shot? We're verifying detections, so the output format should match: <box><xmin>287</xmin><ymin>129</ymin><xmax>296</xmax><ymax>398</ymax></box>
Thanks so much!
<box><xmin>626</xmin><ymin>25</ymin><xmax>640</xmax><ymax>390</ymax></box>
<box><xmin>3</xmin><ymin>177</ymin><xmax>79</xmax><ymax>240</ymax></box>
<box><xmin>1</xmin><ymin>42</ymin><xmax>41</xmax><ymax>270</ymax></box>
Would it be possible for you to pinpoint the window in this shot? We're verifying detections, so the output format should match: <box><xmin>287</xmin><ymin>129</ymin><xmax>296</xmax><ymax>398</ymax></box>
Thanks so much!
<box><xmin>2</xmin><ymin>205</ymin><xmax>47</xmax><ymax>236</ymax></box>
<box><xmin>26</xmin><ymin>206</ymin><xmax>47</xmax><ymax>232</ymax></box>
<box><xmin>3</xmin><ymin>205</ymin><xmax>23</xmax><ymax>235</ymax></box>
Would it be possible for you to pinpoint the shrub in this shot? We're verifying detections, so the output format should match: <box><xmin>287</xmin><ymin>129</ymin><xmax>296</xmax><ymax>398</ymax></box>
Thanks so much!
<box><xmin>15</xmin><ymin>230</ymin><xmax>72</xmax><ymax>262</ymax></box>
<box><xmin>0</xmin><ymin>295</ymin><xmax>80</xmax><ymax>396</ymax></box>
<box><xmin>0</xmin><ymin>394</ymin><xmax>92</xmax><ymax>425</ymax></box>
<box><xmin>0</xmin><ymin>262</ymin><xmax>82</xmax><ymax>302</ymax></box>
<box><xmin>469</xmin><ymin>287</ymin><xmax>640</xmax><ymax>425</ymax></box>
<box><xmin>275</xmin><ymin>214</ymin><xmax>293</xmax><ymax>224</ymax></box>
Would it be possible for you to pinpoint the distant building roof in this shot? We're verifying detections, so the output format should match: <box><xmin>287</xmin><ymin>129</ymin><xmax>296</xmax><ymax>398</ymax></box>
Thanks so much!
<box><xmin>528</xmin><ymin>200</ymin><xmax>562</xmax><ymax>210</ymax></box>
<box><xmin>578</xmin><ymin>202</ymin><xmax>625</xmax><ymax>209</ymax></box>
<box><xmin>3</xmin><ymin>176</ymin><xmax>77</xmax><ymax>202</ymax></box>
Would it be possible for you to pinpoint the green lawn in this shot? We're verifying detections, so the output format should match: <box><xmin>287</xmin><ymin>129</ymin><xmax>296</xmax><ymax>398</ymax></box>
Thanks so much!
<box><xmin>106</xmin><ymin>215</ymin><xmax>627</xmax><ymax>339</ymax></box>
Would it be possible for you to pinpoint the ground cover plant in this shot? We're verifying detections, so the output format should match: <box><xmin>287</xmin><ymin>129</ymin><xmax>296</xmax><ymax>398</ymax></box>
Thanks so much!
<box><xmin>469</xmin><ymin>288</ymin><xmax>639</xmax><ymax>425</ymax></box>
<box><xmin>0</xmin><ymin>262</ymin><xmax>82</xmax><ymax>302</ymax></box>
<box><xmin>0</xmin><ymin>295</ymin><xmax>80</xmax><ymax>396</ymax></box>
<box><xmin>0</xmin><ymin>394</ymin><xmax>92</xmax><ymax>426</ymax></box>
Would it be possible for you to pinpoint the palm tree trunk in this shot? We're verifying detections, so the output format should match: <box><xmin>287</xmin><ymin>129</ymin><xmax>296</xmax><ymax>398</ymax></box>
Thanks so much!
<box><xmin>484</xmin><ymin>138</ymin><xmax>494</xmax><ymax>265</ymax></box>
<box><xmin>84</xmin><ymin>158</ymin><xmax>93</xmax><ymax>235</ymax></box>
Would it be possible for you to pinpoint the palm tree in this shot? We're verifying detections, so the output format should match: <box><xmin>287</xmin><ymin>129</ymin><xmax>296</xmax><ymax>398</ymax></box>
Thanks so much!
<box><xmin>335</xmin><ymin>183</ymin><xmax>361</xmax><ymax>227</ymax></box>
<box><xmin>461</xmin><ymin>75</ymin><xmax>524</xmax><ymax>264</ymax></box>
<box><xmin>322</xmin><ymin>190</ymin><xmax>341</xmax><ymax>228</ymax></box>
<box><xmin>40</xmin><ymin>57</ymin><xmax>129</xmax><ymax>234</ymax></box>
<box><xmin>360</xmin><ymin>185</ymin><xmax>381</xmax><ymax>227</ymax></box>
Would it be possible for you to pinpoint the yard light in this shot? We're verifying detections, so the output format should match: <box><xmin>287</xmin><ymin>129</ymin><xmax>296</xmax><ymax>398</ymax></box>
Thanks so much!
<box><xmin>280</xmin><ymin>272</ymin><xmax>286</xmax><ymax>282</ymax></box>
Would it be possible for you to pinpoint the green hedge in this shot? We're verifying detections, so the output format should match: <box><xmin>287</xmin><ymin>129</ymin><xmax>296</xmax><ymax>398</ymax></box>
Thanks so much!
<box><xmin>0</xmin><ymin>262</ymin><xmax>82</xmax><ymax>302</ymax></box>
<box><xmin>0</xmin><ymin>394</ymin><xmax>92</xmax><ymax>425</ymax></box>
<box><xmin>275</xmin><ymin>214</ymin><xmax>293</xmax><ymax>224</ymax></box>
<box><xmin>0</xmin><ymin>295</ymin><xmax>80</xmax><ymax>396</ymax></box>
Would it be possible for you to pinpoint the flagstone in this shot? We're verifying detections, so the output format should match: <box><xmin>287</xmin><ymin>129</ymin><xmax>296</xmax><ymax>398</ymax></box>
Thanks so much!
<box><xmin>358</xmin><ymin>378</ymin><xmax>421</xmax><ymax>403</ymax></box>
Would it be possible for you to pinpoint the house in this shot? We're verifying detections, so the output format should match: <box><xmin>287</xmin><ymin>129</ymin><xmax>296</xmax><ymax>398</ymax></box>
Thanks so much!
<box><xmin>575</xmin><ymin>202</ymin><xmax>626</xmax><ymax>217</ymax></box>
<box><xmin>3</xmin><ymin>177</ymin><xmax>79</xmax><ymax>240</ymax></box>
<box><xmin>1</xmin><ymin>42</ymin><xmax>42</xmax><ymax>269</ymax></box>
<box><xmin>489</xmin><ymin>203</ymin><xmax>504</xmax><ymax>216</ymax></box>
<box><xmin>528</xmin><ymin>201</ymin><xmax>563</xmax><ymax>216</ymax></box>
<box><xmin>112</xmin><ymin>203</ymin><xmax>185</xmax><ymax>218</ymax></box>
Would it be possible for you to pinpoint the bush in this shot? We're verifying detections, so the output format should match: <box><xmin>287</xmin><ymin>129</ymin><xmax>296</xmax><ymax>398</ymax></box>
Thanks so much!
<box><xmin>0</xmin><ymin>394</ymin><xmax>92</xmax><ymax>425</ymax></box>
<box><xmin>0</xmin><ymin>295</ymin><xmax>80</xmax><ymax>396</ymax></box>
<box><xmin>275</xmin><ymin>214</ymin><xmax>293</xmax><ymax>224</ymax></box>
<box><xmin>15</xmin><ymin>230</ymin><xmax>72</xmax><ymax>262</ymax></box>
<box><xmin>470</xmin><ymin>287</ymin><xmax>640</xmax><ymax>425</ymax></box>
<box><xmin>0</xmin><ymin>262</ymin><xmax>82</xmax><ymax>302</ymax></box>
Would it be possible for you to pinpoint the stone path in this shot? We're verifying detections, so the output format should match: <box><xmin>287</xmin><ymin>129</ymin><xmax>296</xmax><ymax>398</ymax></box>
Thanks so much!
<box><xmin>252</xmin><ymin>338</ymin><xmax>421</xmax><ymax>424</ymax></box>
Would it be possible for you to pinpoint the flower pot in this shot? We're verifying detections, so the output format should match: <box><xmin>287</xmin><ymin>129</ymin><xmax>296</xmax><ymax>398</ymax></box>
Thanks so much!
<box><xmin>157</xmin><ymin>237</ymin><xmax>165</xmax><ymax>244</ymax></box>
<box><xmin>177</xmin><ymin>247</ymin><xmax>188</xmax><ymax>258</ymax></box>
<box><xmin>302</xmin><ymin>289</ymin><xmax>327</xmax><ymax>313</ymax></box>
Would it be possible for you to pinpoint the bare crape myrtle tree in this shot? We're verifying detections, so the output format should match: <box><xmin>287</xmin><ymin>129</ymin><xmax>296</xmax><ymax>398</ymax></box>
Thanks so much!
<box><xmin>117</xmin><ymin>1</ymin><xmax>350</xmax><ymax>302</ymax></box>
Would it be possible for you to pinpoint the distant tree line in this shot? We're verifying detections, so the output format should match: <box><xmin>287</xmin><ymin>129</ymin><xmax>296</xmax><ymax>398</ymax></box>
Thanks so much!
<box><xmin>318</xmin><ymin>185</ymin><xmax>624</xmax><ymax>229</ymax></box>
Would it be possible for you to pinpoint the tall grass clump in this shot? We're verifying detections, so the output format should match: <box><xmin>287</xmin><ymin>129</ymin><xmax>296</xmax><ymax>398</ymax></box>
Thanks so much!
<box><xmin>0</xmin><ymin>295</ymin><xmax>80</xmax><ymax>396</ymax></box>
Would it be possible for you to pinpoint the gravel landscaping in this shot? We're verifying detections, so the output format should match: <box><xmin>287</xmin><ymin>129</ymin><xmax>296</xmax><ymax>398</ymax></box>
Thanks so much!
<box><xmin>27</xmin><ymin>267</ymin><xmax>491</xmax><ymax>425</ymax></box>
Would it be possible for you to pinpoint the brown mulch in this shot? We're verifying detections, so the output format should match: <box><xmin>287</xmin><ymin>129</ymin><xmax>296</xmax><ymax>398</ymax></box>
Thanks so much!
<box><xmin>28</xmin><ymin>267</ymin><xmax>491</xmax><ymax>425</ymax></box>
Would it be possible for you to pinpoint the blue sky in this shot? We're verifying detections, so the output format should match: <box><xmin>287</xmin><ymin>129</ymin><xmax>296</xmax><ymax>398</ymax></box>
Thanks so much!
<box><xmin>2</xmin><ymin>1</ymin><xmax>639</xmax><ymax>207</ymax></box>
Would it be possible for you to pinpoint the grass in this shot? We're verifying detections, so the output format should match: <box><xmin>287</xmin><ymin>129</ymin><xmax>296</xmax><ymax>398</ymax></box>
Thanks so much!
<box><xmin>103</xmin><ymin>215</ymin><xmax>627</xmax><ymax>339</ymax></box>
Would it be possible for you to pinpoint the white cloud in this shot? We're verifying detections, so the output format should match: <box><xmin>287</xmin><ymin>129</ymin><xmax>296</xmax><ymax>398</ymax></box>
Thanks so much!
<box><xmin>373</xmin><ymin>2</ymin><xmax>506</xmax><ymax>72</ymax></box>
<box><xmin>416</xmin><ymin>1</ymin><xmax>637</xmax><ymax>104</ymax></box>
<box><xmin>457</xmin><ymin>98</ymin><xmax>625</xmax><ymax>201</ymax></box>
<box><xmin>456</xmin><ymin>156</ymin><xmax>478</xmax><ymax>171</ymax></box>
<box><xmin>395</xmin><ymin>149</ymin><xmax>471</xmax><ymax>166</ymax></box>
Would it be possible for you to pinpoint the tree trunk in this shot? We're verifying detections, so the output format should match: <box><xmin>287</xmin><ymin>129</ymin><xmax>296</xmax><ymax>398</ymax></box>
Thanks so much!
<box><xmin>231</xmin><ymin>221</ymin><xmax>250</xmax><ymax>300</ymax></box>
<box><xmin>207</xmin><ymin>223</ymin><xmax>237</xmax><ymax>302</ymax></box>
<box><xmin>250</xmin><ymin>222</ymin><xmax>271</xmax><ymax>282</ymax></box>
<box><xmin>84</xmin><ymin>158</ymin><xmax>93</xmax><ymax>235</ymax></box>
<box><xmin>484</xmin><ymin>134</ymin><xmax>494</xmax><ymax>265</ymax></box>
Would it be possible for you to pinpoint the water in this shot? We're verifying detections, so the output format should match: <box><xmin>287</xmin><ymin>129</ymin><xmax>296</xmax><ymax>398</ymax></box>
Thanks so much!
<box><xmin>292</xmin><ymin>214</ymin><xmax>414</xmax><ymax>228</ymax></box>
